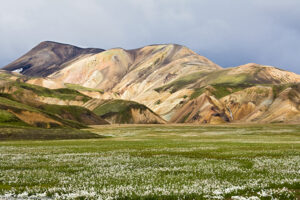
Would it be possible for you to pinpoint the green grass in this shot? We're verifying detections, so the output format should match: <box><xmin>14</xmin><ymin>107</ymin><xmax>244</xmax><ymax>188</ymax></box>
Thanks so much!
<box><xmin>190</xmin><ymin>84</ymin><xmax>254</xmax><ymax>99</ymax></box>
<box><xmin>205</xmin><ymin>70</ymin><xmax>250</xmax><ymax>85</ymax></box>
<box><xmin>0</xmin><ymin>96</ymin><xmax>40</xmax><ymax>112</ymax></box>
<box><xmin>0</xmin><ymin>110</ymin><xmax>28</xmax><ymax>126</ymax></box>
<box><xmin>40</xmin><ymin>104</ymin><xmax>92</xmax><ymax>119</ymax></box>
<box><xmin>0</xmin><ymin>96</ymin><xmax>88</xmax><ymax>129</ymax></box>
<box><xmin>0</xmin><ymin>124</ymin><xmax>299</xmax><ymax>199</ymax></box>
<box><xmin>8</xmin><ymin>82</ymin><xmax>91</xmax><ymax>102</ymax></box>
<box><xmin>65</xmin><ymin>83</ymin><xmax>104</xmax><ymax>93</ymax></box>
<box><xmin>38</xmin><ymin>104</ymin><xmax>106</xmax><ymax>126</ymax></box>
<box><xmin>93</xmin><ymin>99</ymin><xmax>148</xmax><ymax>123</ymax></box>
<box><xmin>155</xmin><ymin>71</ymin><xmax>208</xmax><ymax>93</ymax></box>
<box><xmin>209</xmin><ymin>84</ymin><xmax>254</xmax><ymax>99</ymax></box>
<box><xmin>190</xmin><ymin>87</ymin><xmax>206</xmax><ymax>99</ymax></box>
<box><xmin>0</xmin><ymin>127</ymin><xmax>104</xmax><ymax>140</ymax></box>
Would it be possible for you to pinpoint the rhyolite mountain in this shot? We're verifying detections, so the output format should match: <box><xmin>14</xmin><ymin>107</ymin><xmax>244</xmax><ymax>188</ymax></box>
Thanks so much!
<box><xmin>2</xmin><ymin>41</ymin><xmax>300</xmax><ymax>125</ymax></box>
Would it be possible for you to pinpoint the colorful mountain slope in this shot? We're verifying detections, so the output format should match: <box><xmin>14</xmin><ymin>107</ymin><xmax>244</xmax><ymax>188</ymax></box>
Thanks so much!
<box><xmin>2</xmin><ymin>42</ymin><xmax>300</xmax><ymax>124</ymax></box>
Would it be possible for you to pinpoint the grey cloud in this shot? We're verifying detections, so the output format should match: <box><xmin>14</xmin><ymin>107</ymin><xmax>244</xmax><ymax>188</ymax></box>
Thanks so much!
<box><xmin>0</xmin><ymin>0</ymin><xmax>299</xmax><ymax>73</ymax></box>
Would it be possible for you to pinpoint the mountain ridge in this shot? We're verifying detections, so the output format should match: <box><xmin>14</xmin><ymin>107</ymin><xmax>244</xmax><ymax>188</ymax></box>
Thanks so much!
<box><xmin>1</xmin><ymin>41</ymin><xmax>300</xmax><ymax>125</ymax></box>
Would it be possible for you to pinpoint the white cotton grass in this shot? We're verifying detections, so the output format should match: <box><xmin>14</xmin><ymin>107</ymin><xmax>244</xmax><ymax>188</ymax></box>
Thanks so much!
<box><xmin>0</xmin><ymin>145</ymin><xmax>299</xmax><ymax>199</ymax></box>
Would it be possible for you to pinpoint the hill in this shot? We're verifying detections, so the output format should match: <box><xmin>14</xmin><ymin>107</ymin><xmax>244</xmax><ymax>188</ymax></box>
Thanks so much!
<box><xmin>86</xmin><ymin>99</ymin><xmax>166</xmax><ymax>124</ymax></box>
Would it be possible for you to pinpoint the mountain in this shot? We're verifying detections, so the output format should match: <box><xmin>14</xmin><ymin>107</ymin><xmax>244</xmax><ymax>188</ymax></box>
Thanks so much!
<box><xmin>21</xmin><ymin>43</ymin><xmax>223</xmax><ymax>120</ymax></box>
<box><xmin>2</xmin><ymin>41</ymin><xmax>104</xmax><ymax>77</ymax></box>
<box><xmin>2</xmin><ymin>41</ymin><xmax>300</xmax><ymax>124</ymax></box>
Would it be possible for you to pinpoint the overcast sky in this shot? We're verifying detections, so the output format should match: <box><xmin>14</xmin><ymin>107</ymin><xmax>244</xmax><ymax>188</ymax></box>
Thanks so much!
<box><xmin>0</xmin><ymin>0</ymin><xmax>299</xmax><ymax>73</ymax></box>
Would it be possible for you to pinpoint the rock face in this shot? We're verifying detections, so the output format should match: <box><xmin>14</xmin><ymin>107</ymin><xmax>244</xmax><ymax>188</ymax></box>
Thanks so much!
<box><xmin>3</xmin><ymin>41</ymin><xmax>104</xmax><ymax>77</ymax></box>
<box><xmin>2</xmin><ymin>41</ymin><xmax>300</xmax><ymax>124</ymax></box>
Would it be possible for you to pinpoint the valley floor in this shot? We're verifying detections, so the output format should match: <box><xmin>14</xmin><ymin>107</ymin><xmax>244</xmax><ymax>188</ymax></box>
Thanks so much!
<box><xmin>0</xmin><ymin>124</ymin><xmax>300</xmax><ymax>199</ymax></box>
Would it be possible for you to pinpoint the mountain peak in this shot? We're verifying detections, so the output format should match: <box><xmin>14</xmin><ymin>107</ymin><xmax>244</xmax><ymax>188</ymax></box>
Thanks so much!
<box><xmin>2</xmin><ymin>41</ymin><xmax>104</xmax><ymax>77</ymax></box>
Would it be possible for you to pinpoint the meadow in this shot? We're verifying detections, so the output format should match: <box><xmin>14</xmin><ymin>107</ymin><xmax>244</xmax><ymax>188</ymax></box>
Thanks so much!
<box><xmin>0</xmin><ymin>124</ymin><xmax>299</xmax><ymax>199</ymax></box>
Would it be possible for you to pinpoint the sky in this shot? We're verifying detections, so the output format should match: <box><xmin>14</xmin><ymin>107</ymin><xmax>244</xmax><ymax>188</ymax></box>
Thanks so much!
<box><xmin>0</xmin><ymin>0</ymin><xmax>300</xmax><ymax>73</ymax></box>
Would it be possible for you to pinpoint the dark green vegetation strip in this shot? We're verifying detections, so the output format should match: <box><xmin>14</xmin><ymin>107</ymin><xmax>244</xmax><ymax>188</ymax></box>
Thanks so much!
<box><xmin>0</xmin><ymin>127</ymin><xmax>104</xmax><ymax>140</ymax></box>
<box><xmin>5</xmin><ymin>81</ymin><xmax>91</xmax><ymax>102</ymax></box>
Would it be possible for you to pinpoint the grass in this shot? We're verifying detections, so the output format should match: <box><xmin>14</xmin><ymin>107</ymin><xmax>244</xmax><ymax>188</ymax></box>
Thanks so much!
<box><xmin>190</xmin><ymin>87</ymin><xmax>206</xmax><ymax>99</ymax></box>
<box><xmin>38</xmin><ymin>104</ymin><xmax>96</xmax><ymax>124</ymax></box>
<box><xmin>93</xmin><ymin>99</ymin><xmax>148</xmax><ymax>123</ymax></box>
<box><xmin>7</xmin><ymin>82</ymin><xmax>91</xmax><ymax>102</ymax></box>
<box><xmin>0</xmin><ymin>95</ymin><xmax>88</xmax><ymax>129</ymax></box>
<box><xmin>0</xmin><ymin>127</ymin><xmax>104</xmax><ymax>140</ymax></box>
<box><xmin>155</xmin><ymin>71</ymin><xmax>208</xmax><ymax>93</ymax></box>
<box><xmin>190</xmin><ymin>84</ymin><xmax>254</xmax><ymax>99</ymax></box>
<box><xmin>208</xmin><ymin>84</ymin><xmax>254</xmax><ymax>99</ymax></box>
<box><xmin>205</xmin><ymin>70</ymin><xmax>250</xmax><ymax>85</ymax></box>
<box><xmin>0</xmin><ymin>110</ymin><xmax>28</xmax><ymax>127</ymax></box>
<box><xmin>65</xmin><ymin>83</ymin><xmax>104</xmax><ymax>93</ymax></box>
<box><xmin>0</xmin><ymin>96</ymin><xmax>40</xmax><ymax>112</ymax></box>
<box><xmin>0</xmin><ymin>124</ymin><xmax>299</xmax><ymax>199</ymax></box>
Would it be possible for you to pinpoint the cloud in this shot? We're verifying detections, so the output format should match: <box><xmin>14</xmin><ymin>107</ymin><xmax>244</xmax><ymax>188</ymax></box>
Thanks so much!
<box><xmin>0</xmin><ymin>0</ymin><xmax>299</xmax><ymax>73</ymax></box>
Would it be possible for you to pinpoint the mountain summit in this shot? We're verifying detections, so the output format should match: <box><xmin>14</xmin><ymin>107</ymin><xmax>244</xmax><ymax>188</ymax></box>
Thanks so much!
<box><xmin>3</xmin><ymin>41</ymin><xmax>104</xmax><ymax>77</ymax></box>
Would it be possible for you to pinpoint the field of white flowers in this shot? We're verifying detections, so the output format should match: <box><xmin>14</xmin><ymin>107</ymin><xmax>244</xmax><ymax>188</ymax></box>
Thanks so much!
<box><xmin>0</xmin><ymin>125</ymin><xmax>299</xmax><ymax>199</ymax></box>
